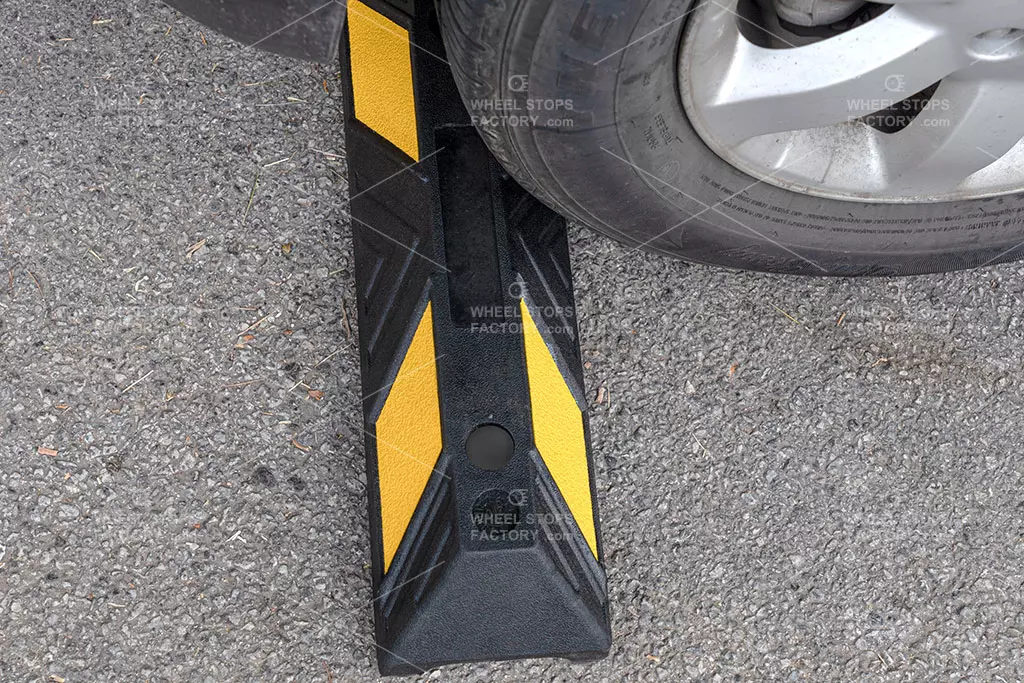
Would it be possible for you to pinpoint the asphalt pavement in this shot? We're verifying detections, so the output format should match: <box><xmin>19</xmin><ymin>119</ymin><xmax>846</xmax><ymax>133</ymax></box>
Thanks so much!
<box><xmin>3</xmin><ymin>1</ymin><xmax>1024</xmax><ymax>681</ymax></box>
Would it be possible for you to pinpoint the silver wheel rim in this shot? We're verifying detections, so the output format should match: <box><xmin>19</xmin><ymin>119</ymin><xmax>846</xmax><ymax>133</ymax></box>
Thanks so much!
<box><xmin>679</xmin><ymin>0</ymin><xmax>1024</xmax><ymax>203</ymax></box>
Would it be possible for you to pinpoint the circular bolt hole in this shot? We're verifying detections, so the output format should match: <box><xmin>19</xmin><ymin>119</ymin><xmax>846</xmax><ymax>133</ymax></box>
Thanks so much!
<box><xmin>970</xmin><ymin>28</ymin><xmax>1024</xmax><ymax>60</ymax></box>
<box><xmin>465</xmin><ymin>424</ymin><xmax>514</xmax><ymax>471</ymax></box>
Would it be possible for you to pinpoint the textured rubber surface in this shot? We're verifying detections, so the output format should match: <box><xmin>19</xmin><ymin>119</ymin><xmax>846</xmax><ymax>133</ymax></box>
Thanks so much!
<box><xmin>440</xmin><ymin>0</ymin><xmax>1024</xmax><ymax>276</ymax></box>
<box><xmin>340</xmin><ymin>2</ymin><xmax>610</xmax><ymax>670</ymax></box>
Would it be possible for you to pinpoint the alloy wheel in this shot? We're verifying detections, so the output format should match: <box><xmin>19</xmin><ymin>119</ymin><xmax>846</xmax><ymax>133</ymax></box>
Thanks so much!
<box><xmin>679</xmin><ymin>0</ymin><xmax>1024</xmax><ymax>202</ymax></box>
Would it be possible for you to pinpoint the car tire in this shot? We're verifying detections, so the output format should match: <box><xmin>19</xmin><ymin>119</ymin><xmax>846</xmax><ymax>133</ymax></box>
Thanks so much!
<box><xmin>439</xmin><ymin>0</ymin><xmax>1024</xmax><ymax>275</ymax></box>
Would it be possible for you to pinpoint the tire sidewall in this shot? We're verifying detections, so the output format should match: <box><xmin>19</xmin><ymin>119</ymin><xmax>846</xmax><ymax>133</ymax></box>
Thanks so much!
<box><xmin>450</xmin><ymin>0</ymin><xmax>1024</xmax><ymax>274</ymax></box>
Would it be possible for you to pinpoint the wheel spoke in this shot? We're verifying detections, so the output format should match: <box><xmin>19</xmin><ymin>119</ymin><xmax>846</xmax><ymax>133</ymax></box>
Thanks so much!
<box><xmin>692</xmin><ymin>6</ymin><xmax>967</xmax><ymax>144</ymax></box>
<box><xmin>881</xmin><ymin>75</ymin><xmax>1024</xmax><ymax>193</ymax></box>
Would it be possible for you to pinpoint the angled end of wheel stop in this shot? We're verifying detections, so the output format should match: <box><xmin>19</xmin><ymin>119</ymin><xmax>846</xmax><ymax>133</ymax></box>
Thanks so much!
<box><xmin>339</xmin><ymin>0</ymin><xmax>611</xmax><ymax>674</ymax></box>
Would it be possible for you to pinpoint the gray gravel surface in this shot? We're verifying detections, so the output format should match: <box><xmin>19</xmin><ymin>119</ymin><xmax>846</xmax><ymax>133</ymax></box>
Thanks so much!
<box><xmin>3</xmin><ymin>2</ymin><xmax>1024</xmax><ymax>682</ymax></box>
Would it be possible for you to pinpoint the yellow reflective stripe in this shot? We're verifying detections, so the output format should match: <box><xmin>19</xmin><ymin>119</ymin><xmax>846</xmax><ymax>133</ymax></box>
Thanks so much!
<box><xmin>347</xmin><ymin>0</ymin><xmax>420</xmax><ymax>160</ymax></box>
<box><xmin>377</xmin><ymin>302</ymin><xmax>441</xmax><ymax>573</ymax></box>
<box><xmin>520</xmin><ymin>300</ymin><xmax>598</xmax><ymax>558</ymax></box>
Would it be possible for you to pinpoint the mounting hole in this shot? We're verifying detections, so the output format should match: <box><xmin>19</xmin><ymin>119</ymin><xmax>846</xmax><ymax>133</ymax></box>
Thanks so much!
<box><xmin>465</xmin><ymin>424</ymin><xmax>515</xmax><ymax>471</ymax></box>
<box><xmin>970</xmin><ymin>29</ymin><xmax>1024</xmax><ymax>60</ymax></box>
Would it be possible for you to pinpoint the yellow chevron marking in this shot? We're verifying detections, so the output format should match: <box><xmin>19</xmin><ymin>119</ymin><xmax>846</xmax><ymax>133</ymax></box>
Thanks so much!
<box><xmin>377</xmin><ymin>302</ymin><xmax>441</xmax><ymax>572</ymax></box>
<box><xmin>520</xmin><ymin>300</ymin><xmax>597</xmax><ymax>558</ymax></box>
<box><xmin>347</xmin><ymin>0</ymin><xmax>420</xmax><ymax>160</ymax></box>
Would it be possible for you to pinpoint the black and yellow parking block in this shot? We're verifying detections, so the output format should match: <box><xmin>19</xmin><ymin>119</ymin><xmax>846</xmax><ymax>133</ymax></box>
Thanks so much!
<box><xmin>340</xmin><ymin>0</ymin><xmax>611</xmax><ymax>673</ymax></box>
